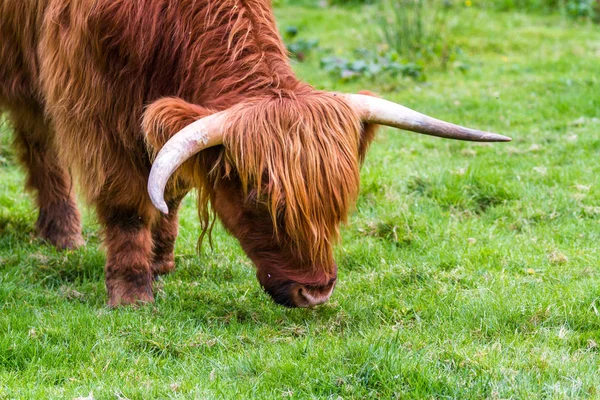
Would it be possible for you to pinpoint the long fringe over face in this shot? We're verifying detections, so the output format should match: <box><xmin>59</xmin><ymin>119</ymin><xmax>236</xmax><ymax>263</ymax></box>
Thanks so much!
<box><xmin>221</xmin><ymin>91</ymin><xmax>363</xmax><ymax>269</ymax></box>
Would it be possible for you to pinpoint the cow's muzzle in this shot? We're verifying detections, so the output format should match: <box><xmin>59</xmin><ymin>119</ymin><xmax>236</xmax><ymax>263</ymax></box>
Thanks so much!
<box><xmin>268</xmin><ymin>277</ymin><xmax>336</xmax><ymax>308</ymax></box>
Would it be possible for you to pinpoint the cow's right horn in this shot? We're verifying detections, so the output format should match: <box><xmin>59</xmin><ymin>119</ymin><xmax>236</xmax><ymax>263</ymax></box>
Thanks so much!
<box><xmin>148</xmin><ymin>111</ymin><xmax>228</xmax><ymax>214</ymax></box>
<box><xmin>344</xmin><ymin>94</ymin><xmax>511</xmax><ymax>142</ymax></box>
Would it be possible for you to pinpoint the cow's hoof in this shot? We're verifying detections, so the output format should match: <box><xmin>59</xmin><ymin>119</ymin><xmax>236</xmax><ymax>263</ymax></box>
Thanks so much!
<box><xmin>36</xmin><ymin>203</ymin><xmax>84</xmax><ymax>250</ymax></box>
<box><xmin>107</xmin><ymin>278</ymin><xmax>154</xmax><ymax>307</ymax></box>
<box><xmin>39</xmin><ymin>230</ymin><xmax>85</xmax><ymax>250</ymax></box>
<box><xmin>152</xmin><ymin>256</ymin><xmax>175</xmax><ymax>278</ymax></box>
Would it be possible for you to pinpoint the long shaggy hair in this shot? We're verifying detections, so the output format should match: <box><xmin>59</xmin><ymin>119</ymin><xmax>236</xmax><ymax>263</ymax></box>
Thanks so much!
<box><xmin>2</xmin><ymin>0</ymin><xmax>380</xmax><ymax>305</ymax></box>
<box><xmin>223</xmin><ymin>91</ymin><xmax>363</xmax><ymax>268</ymax></box>
<box><xmin>143</xmin><ymin>90</ymin><xmax>364</xmax><ymax>270</ymax></box>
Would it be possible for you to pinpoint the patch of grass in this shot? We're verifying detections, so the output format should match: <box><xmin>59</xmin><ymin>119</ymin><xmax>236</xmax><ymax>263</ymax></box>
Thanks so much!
<box><xmin>0</xmin><ymin>118</ymin><xmax>15</xmax><ymax>167</ymax></box>
<box><xmin>377</xmin><ymin>0</ymin><xmax>454</xmax><ymax>67</ymax></box>
<box><xmin>485</xmin><ymin>0</ymin><xmax>599</xmax><ymax>21</ymax></box>
<box><xmin>1</xmin><ymin>4</ymin><xmax>600</xmax><ymax>399</ymax></box>
<box><xmin>320</xmin><ymin>50</ymin><xmax>424</xmax><ymax>82</ymax></box>
<box><xmin>406</xmin><ymin>167</ymin><xmax>516</xmax><ymax>213</ymax></box>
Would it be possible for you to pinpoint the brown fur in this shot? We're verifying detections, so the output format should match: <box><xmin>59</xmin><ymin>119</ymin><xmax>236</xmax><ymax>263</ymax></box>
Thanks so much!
<box><xmin>0</xmin><ymin>0</ymin><xmax>378</xmax><ymax>306</ymax></box>
<box><xmin>222</xmin><ymin>91</ymin><xmax>362</xmax><ymax>269</ymax></box>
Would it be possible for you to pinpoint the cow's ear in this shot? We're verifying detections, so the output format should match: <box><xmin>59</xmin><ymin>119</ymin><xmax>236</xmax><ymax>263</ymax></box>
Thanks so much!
<box><xmin>356</xmin><ymin>91</ymin><xmax>381</xmax><ymax>163</ymax></box>
<box><xmin>142</xmin><ymin>97</ymin><xmax>214</xmax><ymax>154</ymax></box>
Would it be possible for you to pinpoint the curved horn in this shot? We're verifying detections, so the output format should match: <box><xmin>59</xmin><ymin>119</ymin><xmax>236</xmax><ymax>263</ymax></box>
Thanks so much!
<box><xmin>344</xmin><ymin>94</ymin><xmax>511</xmax><ymax>142</ymax></box>
<box><xmin>148</xmin><ymin>111</ymin><xmax>228</xmax><ymax>214</ymax></box>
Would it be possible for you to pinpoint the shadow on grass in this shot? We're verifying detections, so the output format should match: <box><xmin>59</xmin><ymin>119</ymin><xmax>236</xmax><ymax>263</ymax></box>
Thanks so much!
<box><xmin>29</xmin><ymin>249</ymin><xmax>105</xmax><ymax>287</ymax></box>
<box><xmin>0</xmin><ymin>214</ymin><xmax>104</xmax><ymax>291</ymax></box>
<box><xmin>406</xmin><ymin>170</ymin><xmax>516</xmax><ymax>214</ymax></box>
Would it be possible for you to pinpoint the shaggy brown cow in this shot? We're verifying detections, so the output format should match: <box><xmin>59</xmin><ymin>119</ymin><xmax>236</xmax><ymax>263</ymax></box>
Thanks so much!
<box><xmin>0</xmin><ymin>0</ymin><xmax>510</xmax><ymax>307</ymax></box>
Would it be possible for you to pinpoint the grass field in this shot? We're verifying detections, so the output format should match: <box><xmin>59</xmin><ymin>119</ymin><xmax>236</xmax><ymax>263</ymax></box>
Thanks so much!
<box><xmin>2</xmin><ymin>3</ymin><xmax>600</xmax><ymax>399</ymax></box>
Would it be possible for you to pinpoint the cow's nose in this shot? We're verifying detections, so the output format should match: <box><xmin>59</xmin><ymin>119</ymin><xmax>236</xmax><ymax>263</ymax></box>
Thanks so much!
<box><xmin>289</xmin><ymin>280</ymin><xmax>336</xmax><ymax>308</ymax></box>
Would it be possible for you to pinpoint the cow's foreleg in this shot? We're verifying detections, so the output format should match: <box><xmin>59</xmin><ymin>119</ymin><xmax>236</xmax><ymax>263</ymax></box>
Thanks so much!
<box><xmin>142</xmin><ymin>98</ymin><xmax>211</xmax><ymax>278</ymax></box>
<box><xmin>99</xmin><ymin>205</ymin><xmax>155</xmax><ymax>307</ymax></box>
<box><xmin>10</xmin><ymin>107</ymin><xmax>84</xmax><ymax>249</ymax></box>
<box><xmin>151</xmin><ymin>195</ymin><xmax>185</xmax><ymax>277</ymax></box>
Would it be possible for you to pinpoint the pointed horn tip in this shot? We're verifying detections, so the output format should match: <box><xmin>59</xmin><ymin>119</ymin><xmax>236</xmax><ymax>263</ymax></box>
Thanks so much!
<box><xmin>157</xmin><ymin>203</ymin><xmax>170</xmax><ymax>215</ymax></box>
<box><xmin>149</xmin><ymin>190</ymin><xmax>170</xmax><ymax>214</ymax></box>
<box><xmin>155</xmin><ymin>202</ymin><xmax>169</xmax><ymax>215</ymax></box>
<box><xmin>487</xmin><ymin>134</ymin><xmax>512</xmax><ymax>142</ymax></box>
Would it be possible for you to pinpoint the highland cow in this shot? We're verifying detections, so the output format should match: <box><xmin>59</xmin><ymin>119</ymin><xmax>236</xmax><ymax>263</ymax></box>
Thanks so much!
<box><xmin>0</xmin><ymin>0</ymin><xmax>510</xmax><ymax>307</ymax></box>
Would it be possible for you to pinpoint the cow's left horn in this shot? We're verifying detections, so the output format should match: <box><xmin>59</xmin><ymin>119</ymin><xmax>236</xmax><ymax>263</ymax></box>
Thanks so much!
<box><xmin>343</xmin><ymin>94</ymin><xmax>511</xmax><ymax>142</ymax></box>
<box><xmin>148</xmin><ymin>111</ymin><xmax>228</xmax><ymax>214</ymax></box>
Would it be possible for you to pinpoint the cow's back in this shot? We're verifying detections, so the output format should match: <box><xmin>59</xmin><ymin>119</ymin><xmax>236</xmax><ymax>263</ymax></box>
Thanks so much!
<box><xmin>2</xmin><ymin>0</ymin><xmax>299</xmax><ymax>203</ymax></box>
<box><xmin>0</xmin><ymin>0</ymin><xmax>172</xmax><ymax>115</ymax></box>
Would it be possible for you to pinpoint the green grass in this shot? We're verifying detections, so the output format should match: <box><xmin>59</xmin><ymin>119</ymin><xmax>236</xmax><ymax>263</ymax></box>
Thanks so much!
<box><xmin>2</xmin><ymin>5</ymin><xmax>600</xmax><ymax>399</ymax></box>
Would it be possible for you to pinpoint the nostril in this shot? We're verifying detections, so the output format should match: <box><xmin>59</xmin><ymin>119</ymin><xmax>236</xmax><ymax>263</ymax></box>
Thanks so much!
<box><xmin>290</xmin><ymin>283</ymin><xmax>333</xmax><ymax>308</ymax></box>
<box><xmin>292</xmin><ymin>285</ymin><xmax>310</xmax><ymax>308</ymax></box>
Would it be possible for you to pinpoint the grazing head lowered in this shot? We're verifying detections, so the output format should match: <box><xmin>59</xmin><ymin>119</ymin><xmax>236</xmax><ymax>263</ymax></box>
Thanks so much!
<box><xmin>144</xmin><ymin>92</ymin><xmax>509</xmax><ymax>308</ymax></box>
<box><xmin>1</xmin><ymin>0</ymin><xmax>510</xmax><ymax>307</ymax></box>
